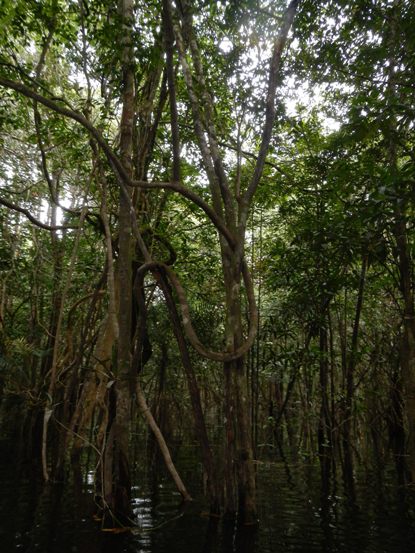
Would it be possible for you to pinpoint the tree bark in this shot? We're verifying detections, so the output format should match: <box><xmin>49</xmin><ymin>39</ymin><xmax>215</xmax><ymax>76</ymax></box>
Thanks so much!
<box><xmin>102</xmin><ymin>0</ymin><xmax>136</xmax><ymax>526</ymax></box>
<box><xmin>222</xmin><ymin>256</ymin><xmax>256</xmax><ymax>525</ymax></box>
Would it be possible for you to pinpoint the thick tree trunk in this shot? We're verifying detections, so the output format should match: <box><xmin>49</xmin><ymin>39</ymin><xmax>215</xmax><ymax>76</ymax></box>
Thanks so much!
<box><xmin>223</xmin><ymin>258</ymin><xmax>256</xmax><ymax>525</ymax></box>
<box><xmin>102</xmin><ymin>0</ymin><xmax>135</xmax><ymax>526</ymax></box>
<box><xmin>233</xmin><ymin>356</ymin><xmax>256</xmax><ymax>524</ymax></box>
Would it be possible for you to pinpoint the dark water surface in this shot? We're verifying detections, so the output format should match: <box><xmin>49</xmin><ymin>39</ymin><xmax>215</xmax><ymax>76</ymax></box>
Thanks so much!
<box><xmin>1</xmin><ymin>438</ymin><xmax>415</xmax><ymax>553</ymax></box>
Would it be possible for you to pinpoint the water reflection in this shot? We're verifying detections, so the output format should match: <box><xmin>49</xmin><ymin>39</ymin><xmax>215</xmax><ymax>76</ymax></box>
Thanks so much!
<box><xmin>1</xmin><ymin>439</ymin><xmax>415</xmax><ymax>553</ymax></box>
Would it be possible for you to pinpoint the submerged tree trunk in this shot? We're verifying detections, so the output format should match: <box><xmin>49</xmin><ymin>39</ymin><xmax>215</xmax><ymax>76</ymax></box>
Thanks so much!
<box><xmin>157</xmin><ymin>270</ymin><xmax>221</xmax><ymax>514</ymax></box>
<box><xmin>222</xmin><ymin>259</ymin><xmax>256</xmax><ymax>524</ymax></box>
<box><xmin>102</xmin><ymin>0</ymin><xmax>135</xmax><ymax>526</ymax></box>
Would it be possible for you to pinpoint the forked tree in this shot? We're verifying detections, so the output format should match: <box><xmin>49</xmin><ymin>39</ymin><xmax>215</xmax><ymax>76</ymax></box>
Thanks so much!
<box><xmin>0</xmin><ymin>0</ymin><xmax>299</xmax><ymax>525</ymax></box>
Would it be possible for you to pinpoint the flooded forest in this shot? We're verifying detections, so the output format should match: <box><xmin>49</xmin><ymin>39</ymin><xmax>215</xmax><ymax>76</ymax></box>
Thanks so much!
<box><xmin>1</xmin><ymin>0</ymin><xmax>415</xmax><ymax>551</ymax></box>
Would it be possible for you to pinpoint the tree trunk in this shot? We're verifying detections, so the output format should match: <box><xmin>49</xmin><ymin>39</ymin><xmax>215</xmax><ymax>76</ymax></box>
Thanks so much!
<box><xmin>157</xmin><ymin>270</ymin><xmax>221</xmax><ymax>514</ymax></box>
<box><xmin>318</xmin><ymin>322</ymin><xmax>332</xmax><ymax>483</ymax></box>
<box><xmin>136</xmin><ymin>383</ymin><xmax>191</xmax><ymax>501</ymax></box>
<box><xmin>385</xmin><ymin>4</ymin><xmax>415</xmax><ymax>481</ymax></box>
<box><xmin>342</xmin><ymin>255</ymin><xmax>367</xmax><ymax>494</ymax></box>
<box><xmin>395</xmin><ymin>214</ymin><xmax>415</xmax><ymax>481</ymax></box>
<box><xmin>102</xmin><ymin>0</ymin><xmax>135</xmax><ymax>526</ymax></box>
<box><xmin>223</xmin><ymin>259</ymin><xmax>256</xmax><ymax>525</ymax></box>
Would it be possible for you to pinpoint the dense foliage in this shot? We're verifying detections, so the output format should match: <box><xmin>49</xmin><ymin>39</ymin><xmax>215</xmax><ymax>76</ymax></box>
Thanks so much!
<box><xmin>0</xmin><ymin>0</ymin><xmax>414</xmax><ymax>529</ymax></box>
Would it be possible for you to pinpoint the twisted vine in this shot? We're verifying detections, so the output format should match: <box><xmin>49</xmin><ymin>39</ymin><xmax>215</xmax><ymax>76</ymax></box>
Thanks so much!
<box><xmin>136</xmin><ymin>260</ymin><xmax>258</xmax><ymax>363</ymax></box>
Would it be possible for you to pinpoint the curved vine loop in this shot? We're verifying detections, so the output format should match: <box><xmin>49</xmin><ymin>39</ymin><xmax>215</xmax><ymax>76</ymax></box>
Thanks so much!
<box><xmin>139</xmin><ymin>227</ymin><xmax>177</xmax><ymax>267</ymax></box>
<box><xmin>137</xmin><ymin>260</ymin><xmax>258</xmax><ymax>363</ymax></box>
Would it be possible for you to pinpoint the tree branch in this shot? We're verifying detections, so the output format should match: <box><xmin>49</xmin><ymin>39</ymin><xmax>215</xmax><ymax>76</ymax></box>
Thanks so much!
<box><xmin>168</xmin><ymin>2</ymin><xmax>225</xmax><ymax>219</ymax></box>
<box><xmin>0</xmin><ymin>76</ymin><xmax>129</xmax><ymax>184</ymax></box>
<box><xmin>0</xmin><ymin>76</ymin><xmax>237</xmax><ymax>249</ymax></box>
<box><xmin>241</xmin><ymin>0</ymin><xmax>299</xmax><ymax>225</ymax></box>
<box><xmin>0</xmin><ymin>195</ymin><xmax>78</xmax><ymax>231</ymax></box>
<box><xmin>130</xmin><ymin>179</ymin><xmax>236</xmax><ymax>248</ymax></box>
<box><xmin>34</xmin><ymin>107</ymin><xmax>81</xmax><ymax>215</ymax></box>
<box><xmin>136</xmin><ymin>260</ymin><xmax>258</xmax><ymax>362</ymax></box>
<box><xmin>162</xmin><ymin>0</ymin><xmax>181</xmax><ymax>182</ymax></box>
<box><xmin>177</xmin><ymin>0</ymin><xmax>236</xmax><ymax>227</ymax></box>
